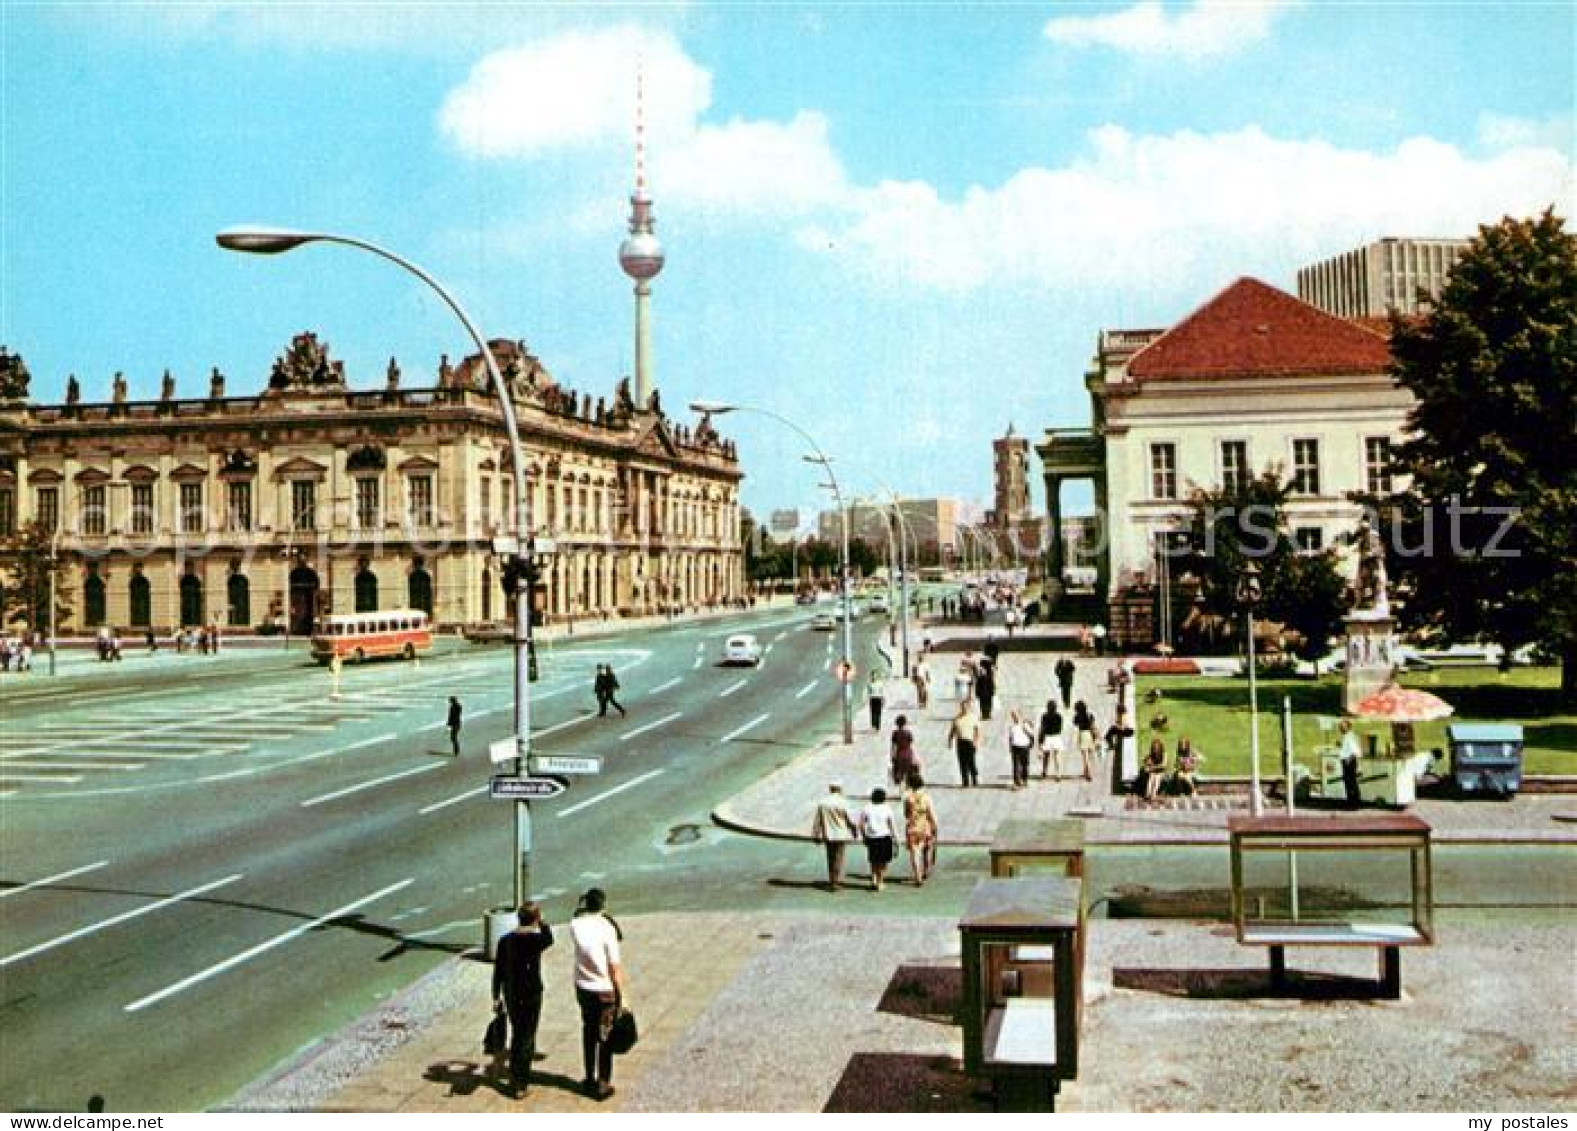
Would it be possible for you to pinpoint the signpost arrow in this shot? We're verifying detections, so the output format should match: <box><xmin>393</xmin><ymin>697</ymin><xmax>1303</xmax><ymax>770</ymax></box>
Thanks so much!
<box><xmin>490</xmin><ymin>775</ymin><xmax>568</xmax><ymax>801</ymax></box>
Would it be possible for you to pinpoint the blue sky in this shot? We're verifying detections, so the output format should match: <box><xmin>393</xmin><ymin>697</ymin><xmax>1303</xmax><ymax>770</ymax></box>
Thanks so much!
<box><xmin>3</xmin><ymin>2</ymin><xmax>1573</xmax><ymax>518</ymax></box>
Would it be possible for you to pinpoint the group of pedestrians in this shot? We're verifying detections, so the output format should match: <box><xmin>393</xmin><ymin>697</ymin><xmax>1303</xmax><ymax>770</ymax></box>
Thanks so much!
<box><xmin>489</xmin><ymin>888</ymin><xmax>633</xmax><ymax>1102</ymax></box>
<box><xmin>0</xmin><ymin>635</ymin><xmax>35</xmax><ymax>672</ymax></box>
<box><xmin>811</xmin><ymin>777</ymin><xmax>939</xmax><ymax>892</ymax></box>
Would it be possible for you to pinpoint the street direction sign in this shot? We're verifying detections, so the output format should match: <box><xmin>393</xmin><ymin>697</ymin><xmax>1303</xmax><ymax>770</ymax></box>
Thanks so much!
<box><xmin>489</xmin><ymin>738</ymin><xmax>521</xmax><ymax>765</ymax></box>
<box><xmin>490</xmin><ymin>775</ymin><xmax>567</xmax><ymax>800</ymax></box>
<box><xmin>529</xmin><ymin>754</ymin><xmax>603</xmax><ymax>776</ymax></box>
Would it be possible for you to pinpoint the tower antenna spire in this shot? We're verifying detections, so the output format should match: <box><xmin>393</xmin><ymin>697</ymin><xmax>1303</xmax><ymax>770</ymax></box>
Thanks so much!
<box><xmin>619</xmin><ymin>56</ymin><xmax>665</xmax><ymax>409</ymax></box>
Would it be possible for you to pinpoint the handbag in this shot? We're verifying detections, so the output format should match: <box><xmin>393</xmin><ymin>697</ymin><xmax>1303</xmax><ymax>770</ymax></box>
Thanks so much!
<box><xmin>606</xmin><ymin>1007</ymin><xmax>639</xmax><ymax>1055</ymax></box>
<box><xmin>483</xmin><ymin>1008</ymin><xmax>507</xmax><ymax>1055</ymax></box>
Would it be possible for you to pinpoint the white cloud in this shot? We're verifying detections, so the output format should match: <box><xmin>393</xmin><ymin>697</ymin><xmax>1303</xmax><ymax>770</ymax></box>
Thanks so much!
<box><xmin>438</xmin><ymin>26</ymin><xmax>711</xmax><ymax>158</ymax></box>
<box><xmin>1043</xmin><ymin>0</ymin><xmax>1288</xmax><ymax>60</ymax></box>
<box><xmin>1477</xmin><ymin>112</ymin><xmax>1575</xmax><ymax>156</ymax></box>
<box><xmin>658</xmin><ymin>113</ymin><xmax>849</xmax><ymax>217</ymax></box>
<box><xmin>800</xmin><ymin>126</ymin><xmax>1575</xmax><ymax>298</ymax></box>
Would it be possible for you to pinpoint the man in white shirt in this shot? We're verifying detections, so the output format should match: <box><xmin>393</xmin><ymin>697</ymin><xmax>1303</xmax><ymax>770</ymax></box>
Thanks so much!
<box><xmin>569</xmin><ymin>888</ymin><xmax>627</xmax><ymax>1100</ymax></box>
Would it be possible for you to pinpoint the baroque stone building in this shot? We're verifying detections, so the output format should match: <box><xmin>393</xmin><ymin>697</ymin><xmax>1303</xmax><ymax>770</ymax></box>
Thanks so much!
<box><xmin>0</xmin><ymin>332</ymin><xmax>745</xmax><ymax>635</ymax></box>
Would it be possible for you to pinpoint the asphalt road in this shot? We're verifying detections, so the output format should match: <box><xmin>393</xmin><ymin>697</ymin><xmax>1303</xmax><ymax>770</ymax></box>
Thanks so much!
<box><xmin>1</xmin><ymin>605</ymin><xmax>1569</xmax><ymax>1112</ymax></box>
<box><xmin>0</xmin><ymin>605</ymin><xmax>891</xmax><ymax>1111</ymax></box>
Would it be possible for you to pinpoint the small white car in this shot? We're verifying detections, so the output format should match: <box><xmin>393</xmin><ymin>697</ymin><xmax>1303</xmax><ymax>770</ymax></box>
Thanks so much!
<box><xmin>723</xmin><ymin>634</ymin><xmax>763</xmax><ymax>666</ymax></box>
<box><xmin>811</xmin><ymin>613</ymin><xmax>837</xmax><ymax>632</ymax></box>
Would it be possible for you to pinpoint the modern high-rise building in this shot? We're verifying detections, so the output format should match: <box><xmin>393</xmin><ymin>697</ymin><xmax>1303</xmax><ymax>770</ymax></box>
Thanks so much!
<box><xmin>816</xmin><ymin>498</ymin><xmax>969</xmax><ymax>567</ymax></box>
<box><xmin>1296</xmin><ymin>237</ymin><xmax>1470</xmax><ymax>319</ymax></box>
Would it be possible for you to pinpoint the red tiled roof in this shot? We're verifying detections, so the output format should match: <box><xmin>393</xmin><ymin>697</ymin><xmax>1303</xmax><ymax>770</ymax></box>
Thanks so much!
<box><xmin>1127</xmin><ymin>277</ymin><xmax>1392</xmax><ymax>380</ymax></box>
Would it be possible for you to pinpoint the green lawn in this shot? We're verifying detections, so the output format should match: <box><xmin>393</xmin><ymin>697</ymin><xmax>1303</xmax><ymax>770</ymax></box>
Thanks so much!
<box><xmin>1134</xmin><ymin>666</ymin><xmax>1575</xmax><ymax>778</ymax></box>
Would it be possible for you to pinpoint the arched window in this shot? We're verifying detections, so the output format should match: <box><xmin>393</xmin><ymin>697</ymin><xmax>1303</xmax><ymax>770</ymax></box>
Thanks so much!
<box><xmin>355</xmin><ymin>568</ymin><xmax>379</xmax><ymax>613</ymax></box>
<box><xmin>408</xmin><ymin>565</ymin><xmax>433</xmax><ymax>616</ymax></box>
<box><xmin>227</xmin><ymin>573</ymin><xmax>250</xmax><ymax>627</ymax></box>
<box><xmin>180</xmin><ymin>572</ymin><xmax>204</xmax><ymax>628</ymax></box>
<box><xmin>84</xmin><ymin>569</ymin><xmax>107</xmax><ymax>628</ymax></box>
<box><xmin>129</xmin><ymin>571</ymin><xmax>151</xmax><ymax>628</ymax></box>
<box><xmin>481</xmin><ymin>567</ymin><xmax>492</xmax><ymax>622</ymax></box>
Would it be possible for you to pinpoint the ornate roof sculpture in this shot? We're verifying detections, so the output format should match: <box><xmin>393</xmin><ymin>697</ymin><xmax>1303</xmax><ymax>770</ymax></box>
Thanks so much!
<box><xmin>268</xmin><ymin>331</ymin><xmax>346</xmax><ymax>392</ymax></box>
<box><xmin>0</xmin><ymin>347</ymin><xmax>29</xmax><ymax>405</ymax></box>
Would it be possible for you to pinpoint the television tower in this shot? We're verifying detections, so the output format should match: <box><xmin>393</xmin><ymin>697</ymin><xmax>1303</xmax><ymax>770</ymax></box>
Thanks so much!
<box><xmin>618</xmin><ymin>68</ymin><xmax>665</xmax><ymax>409</ymax></box>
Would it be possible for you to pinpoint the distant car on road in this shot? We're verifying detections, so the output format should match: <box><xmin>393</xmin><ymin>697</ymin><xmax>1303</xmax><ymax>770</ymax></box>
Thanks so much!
<box><xmin>722</xmin><ymin>634</ymin><xmax>763</xmax><ymax>666</ymax></box>
<box><xmin>868</xmin><ymin>594</ymin><xmax>890</xmax><ymax>614</ymax></box>
<box><xmin>811</xmin><ymin>612</ymin><xmax>837</xmax><ymax>631</ymax></box>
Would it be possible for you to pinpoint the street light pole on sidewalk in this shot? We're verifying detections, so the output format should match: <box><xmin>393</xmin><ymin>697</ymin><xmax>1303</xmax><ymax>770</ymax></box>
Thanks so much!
<box><xmin>691</xmin><ymin>400</ymin><xmax>855</xmax><ymax>744</ymax></box>
<box><xmin>218</xmin><ymin>225</ymin><xmax>541</xmax><ymax>908</ymax></box>
<box><xmin>1237</xmin><ymin>560</ymin><xmax>1265</xmax><ymax>818</ymax></box>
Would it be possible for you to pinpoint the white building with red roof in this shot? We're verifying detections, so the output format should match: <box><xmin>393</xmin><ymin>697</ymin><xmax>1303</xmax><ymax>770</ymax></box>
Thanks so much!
<box><xmin>1038</xmin><ymin>277</ymin><xmax>1412</xmax><ymax>646</ymax></box>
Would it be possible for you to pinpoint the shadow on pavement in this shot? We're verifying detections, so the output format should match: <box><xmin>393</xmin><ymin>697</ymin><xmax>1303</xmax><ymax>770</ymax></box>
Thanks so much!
<box><xmin>1113</xmin><ymin>965</ymin><xmax>1394</xmax><ymax>1000</ymax></box>
<box><xmin>422</xmin><ymin>1059</ymin><xmax>512</xmax><ymax>1100</ymax></box>
<box><xmin>823</xmin><ymin>1052</ymin><xmax>988</xmax><ymax>1113</ymax></box>
<box><xmin>874</xmin><ymin>963</ymin><xmax>961</xmax><ymax>1027</ymax></box>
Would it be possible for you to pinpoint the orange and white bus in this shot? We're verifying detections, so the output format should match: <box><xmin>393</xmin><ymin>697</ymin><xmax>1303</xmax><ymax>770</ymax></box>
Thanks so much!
<box><xmin>310</xmin><ymin>609</ymin><xmax>434</xmax><ymax>665</ymax></box>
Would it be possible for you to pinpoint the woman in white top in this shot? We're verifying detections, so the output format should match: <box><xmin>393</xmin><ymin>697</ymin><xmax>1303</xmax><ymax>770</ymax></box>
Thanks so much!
<box><xmin>1007</xmin><ymin>709</ymin><xmax>1035</xmax><ymax>789</ymax></box>
<box><xmin>859</xmin><ymin>788</ymin><xmax>897</xmax><ymax>891</ymax></box>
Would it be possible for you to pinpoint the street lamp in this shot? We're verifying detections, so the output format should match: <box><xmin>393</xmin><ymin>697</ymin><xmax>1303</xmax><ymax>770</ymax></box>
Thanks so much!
<box><xmin>1236</xmin><ymin>559</ymin><xmax>1264</xmax><ymax>817</ymax></box>
<box><xmin>691</xmin><ymin>400</ymin><xmax>855</xmax><ymax>744</ymax></box>
<box><xmin>218</xmin><ymin>225</ymin><xmax>542</xmax><ymax>910</ymax></box>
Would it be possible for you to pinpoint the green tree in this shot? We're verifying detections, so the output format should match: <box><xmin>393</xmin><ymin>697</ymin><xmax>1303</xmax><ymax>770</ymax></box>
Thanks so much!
<box><xmin>1385</xmin><ymin>210</ymin><xmax>1577</xmax><ymax>702</ymax></box>
<box><xmin>848</xmin><ymin>537</ymin><xmax>879</xmax><ymax>578</ymax></box>
<box><xmin>1176</xmin><ymin>469</ymin><xmax>1347</xmax><ymax>659</ymax></box>
<box><xmin>1</xmin><ymin>520</ymin><xmax>71</xmax><ymax>635</ymax></box>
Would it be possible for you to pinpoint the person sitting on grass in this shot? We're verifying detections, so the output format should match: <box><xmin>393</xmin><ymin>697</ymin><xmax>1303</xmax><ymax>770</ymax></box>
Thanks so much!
<box><xmin>1171</xmin><ymin>737</ymin><xmax>1201</xmax><ymax>797</ymax></box>
<box><xmin>1137</xmin><ymin>737</ymin><xmax>1167</xmax><ymax>803</ymax></box>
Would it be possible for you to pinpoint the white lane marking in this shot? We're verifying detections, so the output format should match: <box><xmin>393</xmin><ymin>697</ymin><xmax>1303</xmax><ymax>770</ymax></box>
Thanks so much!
<box><xmin>555</xmin><ymin>770</ymin><xmax>665</xmax><ymax>818</ymax></box>
<box><xmin>124</xmin><ymin>877</ymin><xmax>415</xmax><ymax>1013</ymax></box>
<box><xmin>288</xmin><ymin>732</ymin><xmax>400</xmax><ymax>768</ymax></box>
<box><xmin>649</xmin><ymin>677</ymin><xmax>682</xmax><ymax>695</ymax></box>
<box><xmin>0</xmin><ymin>761</ymin><xmax>145</xmax><ymax>772</ymax></box>
<box><xmin>795</xmin><ymin>680</ymin><xmax>820</xmax><ymax>700</ymax></box>
<box><xmin>300</xmin><ymin>762</ymin><xmax>444</xmax><ymax>808</ymax></box>
<box><xmin>773</xmin><ymin>631</ymin><xmax>788</xmax><ymax>643</ymax></box>
<box><xmin>719</xmin><ymin>679</ymin><xmax>748</xmax><ymax>699</ymax></box>
<box><xmin>0</xmin><ymin>873</ymin><xmax>244</xmax><ymax>970</ymax></box>
<box><xmin>534</xmin><ymin>713</ymin><xmax>594</xmax><ymax>740</ymax></box>
<box><xmin>419</xmin><ymin>785</ymin><xmax>490</xmax><ymax>815</ymax></box>
<box><xmin>720</xmin><ymin>713</ymin><xmax>771</xmax><ymax>744</ymax></box>
<box><xmin>618</xmin><ymin>711</ymin><xmax>682</xmax><ymax>743</ymax></box>
<box><xmin>0</xmin><ymin>860</ymin><xmax>111</xmax><ymax>901</ymax></box>
<box><xmin>692</xmin><ymin>655</ymin><xmax>703</xmax><ymax>669</ymax></box>
<box><xmin>764</xmin><ymin>644</ymin><xmax>775</xmax><ymax>656</ymax></box>
<box><xmin>0</xmin><ymin>774</ymin><xmax>83</xmax><ymax>784</ymax></box>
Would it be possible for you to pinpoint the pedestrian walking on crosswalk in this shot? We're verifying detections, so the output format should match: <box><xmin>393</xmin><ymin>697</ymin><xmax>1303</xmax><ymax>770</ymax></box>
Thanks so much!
<box><xmin>447</xmin><ymin>696</ymin><xmax>463</xmax><ymax>756</ymax></box>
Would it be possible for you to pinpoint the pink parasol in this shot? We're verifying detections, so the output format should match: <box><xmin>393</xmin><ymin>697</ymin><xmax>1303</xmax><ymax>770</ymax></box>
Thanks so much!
<box><xmin>1352</xmin><ymin>683</ymin><xmax>1455</xmax><ymax>722</ymax></box>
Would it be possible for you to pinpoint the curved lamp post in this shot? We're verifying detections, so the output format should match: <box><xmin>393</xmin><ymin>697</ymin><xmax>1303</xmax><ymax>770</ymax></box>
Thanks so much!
<box><xmin>1236</xmin><ymin>559</ymin><xmax>1264</xmax><ymax>817</ymax></box>
<box><xmin>692</xmin><ymin>400</ymin><xmax>854</xmax><ymax>744</ymax></box>
<box><xmin>218</xmin><ymin>226</ymin><xmax>541</xmax><ymax>910</ymax></box>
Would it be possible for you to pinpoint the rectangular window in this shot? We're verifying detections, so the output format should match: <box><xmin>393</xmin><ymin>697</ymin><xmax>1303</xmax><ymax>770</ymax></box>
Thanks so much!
<box><xmin>502</xmin><ymin>477</ymin><xmax>514</xmax><ymax>533</ymax></box>
<box><xmin>1291</xmin><ymin>438</ymin><xmax>1321</xmax><ymax>496</ymax></box>
<box><xmin>1295</xmin><ymin>527</ymin><xmax>1325</xmax><ymax>553</ymax></box>
<box><xmin>355</xmin><ymin>477</ymin><xmax>380</xmax><ymax>531</ymax></box>
<box><xmin>1365</xmin><ymin>436</ymin><xmax>1394</xmax><ymax>496</ymax></box>
<box><xmin>479</xmin><ymin>475</ymin><xmax>492</xmax><ymax>531</ymax></box>
<box><xmin>1220</xmin><ymin>440</ymin><xmax>1248</xmax><ymax>495</ymax></box>
<box><xmin>36</xmin><ymin>486</ymin><xmax>58</xmax><ymax>534</ymax></box>
<box><xmin>130</xmin><ymin>483</ymin><xmax>154</xmax><ymax>536</ymax></box>
<box><xmin>0</xmin><ymin>485</ymin><xmax>13</xmax><ymax>536</ymax></box>
<box><xmin>180</xmin><ymin>483</ymin><xmax>204</xmax><ymax>534</ymax></box>
<box><xmin>82</xmin><ymin>484</ymin><xmax>107</xmax><ymax>536</ymax></box>
<box><xmin>1150</xmin><ymin>443</ymin><xmax>1178</xmax><ymax>500</ymax></box>
<box><xmin>408</xmin><ymin>475</ymin><xmax>434</xmax><ymax>528</ymax></box>
<box><xmin>227</xmin><ymin>481</ymin><xmax>252</xmax><ymax>532</ymax></box>
<box><xmin>579</xmin><ymin>487</ymin><xmax>589</xmax><ymax>532</ymax></box>
<box><xmin>292</xmin><ymin>480</ymin><xmax>317</xmax><ymax>532</ymax></box>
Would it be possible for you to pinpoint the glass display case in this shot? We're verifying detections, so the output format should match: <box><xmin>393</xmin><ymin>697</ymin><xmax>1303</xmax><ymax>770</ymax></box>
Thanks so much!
<box><xmin>1228</xmin><ymin>815</ymin><xmax>1433</xmax><ymax>997</ymax></box>
<box><xmin>958</xmin><ymin>877</ymin><xmax>1084</xmax><ymax>1111</ymax></box>
<box><xmin>988</xmin><ymin>817</ymin><xmax>1086</xmax><ymax>878</ymax></box>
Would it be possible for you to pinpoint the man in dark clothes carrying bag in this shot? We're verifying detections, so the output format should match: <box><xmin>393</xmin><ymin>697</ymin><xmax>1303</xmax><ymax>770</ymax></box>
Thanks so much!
<box><xmin>492</xmin><ymin>903</ymin><xmax>554</xmax><ymax>1098</ymax></box>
